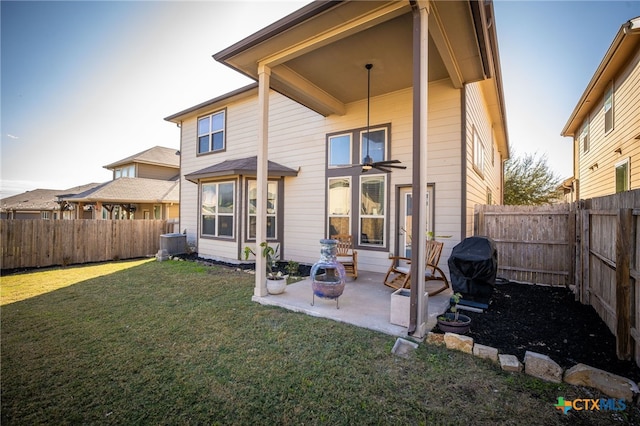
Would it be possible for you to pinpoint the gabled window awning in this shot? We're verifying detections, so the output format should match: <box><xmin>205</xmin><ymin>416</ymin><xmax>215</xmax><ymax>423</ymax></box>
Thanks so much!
<box><xmin>184</xmin><ymin>156</ymin><xmax>299</xmax><ymax>183</ymax></box>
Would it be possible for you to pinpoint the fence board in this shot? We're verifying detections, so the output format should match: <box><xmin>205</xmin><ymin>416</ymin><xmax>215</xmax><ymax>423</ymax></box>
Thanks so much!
<box><xmin>1</xmin><ymin>219</ymin><xmax>167</xmax><ymax>270</ymax></box>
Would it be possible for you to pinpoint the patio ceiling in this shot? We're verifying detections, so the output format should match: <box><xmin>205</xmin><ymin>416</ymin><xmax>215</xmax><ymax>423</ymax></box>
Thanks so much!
<box><xmin>215</xmin><ymin>0</ymin><xmax>490</xmax><ymax>117</ymax></box>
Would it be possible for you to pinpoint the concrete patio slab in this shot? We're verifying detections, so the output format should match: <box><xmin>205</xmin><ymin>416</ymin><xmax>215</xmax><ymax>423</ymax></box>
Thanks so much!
<box><xmin>252</xmin><ymin>270</ymin><xmax>452</xmax><ymax>338</ymax></box>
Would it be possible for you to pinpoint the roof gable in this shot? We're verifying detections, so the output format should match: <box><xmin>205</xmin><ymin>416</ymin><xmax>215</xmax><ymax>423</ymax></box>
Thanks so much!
<box><xmin>103</xmin><ymin>146</ymin><xmax>180</xmax><ymax>170</ymax></box>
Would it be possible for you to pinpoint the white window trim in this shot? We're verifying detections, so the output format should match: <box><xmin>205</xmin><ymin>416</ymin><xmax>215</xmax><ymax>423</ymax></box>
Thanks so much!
<box><xmin>604</xmin><ymin>81</ymin><xmax>614</xmax><ymax>135</ymax></box>
<box><xmin>327</xmin><ymin>176</ymin><xmax>352</xmax><ymax>236</ymax></box>
<box><xmin>359</xmin><ymin>127</ymin><xmax>388</xmax><ymax>164</ymax></box>
<box><xmin>247</xmin><ymin>179</ymin><xmax>278</xmax><ymax>240</ymax></box>
<box><xmin>615</xmin><ymin>157</ymin><xmax>630</xmax><ymax>193</ymax></box>
<box><xmin>580</xmin><ymin>119</ymin><xmax>590</xmax><ymax>153</ymax></box>
<box><xmin>198</xmin><ymin>110</ymin><xmax>226</xmax><ymax>154</ymax></box>
<box><xmin>328</xmin><ymin>133</ymin><xmax>352</xmax><ymax>168</ymax></box>
<box><xmin>473</xmin><ymin>126</ymin><xmax>484</xmax><ymax>177</ymax></box>
<box><xmin>201</xmin><ymin>181</ymin><xmax>235</xmax><ymax>238</ymax></box>
<box><xmin>359</xmin><ymin>173</ymin><xmax>387</xmax><ymax>247</ymax></box>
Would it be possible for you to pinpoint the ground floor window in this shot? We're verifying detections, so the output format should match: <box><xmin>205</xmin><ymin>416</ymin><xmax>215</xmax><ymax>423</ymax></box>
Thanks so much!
<box><xmin>328</xmin><ymin>177</ymin><xmax>351</xmax><ymax>236</ymax></box>
<box><xmin>615</xmin><ymin>158</ymin><xmax>629</xmax><ymax>193</ymax></box>
<box><xmin>201</xmin><ymin>181</ymin><xmax>235</xmax><ymax>238</ymax></box>
<box><xmin>360</xmin><ymin>174</ymin><xmax>386</xmax><ymax>246</ymax></box>
<box><xmin>247</xmin><ymin>180</ymin><xmax>278</xmax><ymax>240</ymax></box>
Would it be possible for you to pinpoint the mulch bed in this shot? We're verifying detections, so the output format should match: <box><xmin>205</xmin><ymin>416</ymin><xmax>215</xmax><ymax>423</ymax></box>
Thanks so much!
<box><xmin>438</xmin><ymin>282</ymin><xmax>640</xmax><ymax>383</ymax></box>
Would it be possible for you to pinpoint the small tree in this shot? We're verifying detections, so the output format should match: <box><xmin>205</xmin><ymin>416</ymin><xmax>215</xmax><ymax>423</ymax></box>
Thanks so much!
<box><xmin>503</xmin><ymin>152</ymin><xmax>562</xmax><ymax>205</ymax></box>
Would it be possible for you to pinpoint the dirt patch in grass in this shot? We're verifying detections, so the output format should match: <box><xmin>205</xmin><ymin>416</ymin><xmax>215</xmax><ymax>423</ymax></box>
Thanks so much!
<box><xmin>442</xmin><ymin>282</ymin><xmax>640</xmax><ymax>384</ymax></box>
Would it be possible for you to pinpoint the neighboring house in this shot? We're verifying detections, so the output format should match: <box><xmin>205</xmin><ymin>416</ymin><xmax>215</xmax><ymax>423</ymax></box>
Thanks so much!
<box><xmin>60</xmin><ymin>146</ymin><xmax>180</xmax><ymax>220</ymax></box>
<box><xmin>165</xmin><ymin>0</ymin><xmax>508</xmax><ymax>335</ymax></box>
<box><xmin>561</xmin><ymin>16</ymin><xmax>640</xmax><ymax>200</ymax></box>
<box><xmin>0</xmin><ymin>184</ymin><xmax>98</xmax><ymax>219</ymax></box>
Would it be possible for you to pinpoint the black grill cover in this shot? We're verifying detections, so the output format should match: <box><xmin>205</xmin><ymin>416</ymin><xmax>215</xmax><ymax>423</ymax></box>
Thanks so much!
<box><xmin>447</xmin><ymin>236</ymin><xmax>497</xmax><ymax>297</ymax></box>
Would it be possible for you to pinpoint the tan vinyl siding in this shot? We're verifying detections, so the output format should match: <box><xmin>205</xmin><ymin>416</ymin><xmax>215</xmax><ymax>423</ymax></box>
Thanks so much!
<box><xmin>425</xmin><ymin>80</ymin><xmax>463</xmax><ymax>269</ymax></box>
<box><xmin>137</xmin><ymin>163</ymin><xmax>179</xmax><ymax>180</ymax></box>
<box><xmin>178</xmin><ymin>80</ymin><xmax>496</xmax><ymax>273</ymax></box>
<box><xmin>179</xmin><ymin>92</ymin><xmax>326</xmax><ymax>263</ymax></box>
<box><xmin>465</xmin><ymin>82</ymin><xmax>502</xmax><ymax>236</ymax></box>
<box><xmin>578</xmin><ymin>47</ymin><xmax>640</xmax><ymax>199</ymax></box>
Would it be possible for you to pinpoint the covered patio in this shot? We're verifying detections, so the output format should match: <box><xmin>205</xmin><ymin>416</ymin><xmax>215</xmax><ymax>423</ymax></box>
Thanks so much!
<box><xmin>252</xmin><ymin>271</ymin><xmax>453</xmax><ymax>338</ymax></box>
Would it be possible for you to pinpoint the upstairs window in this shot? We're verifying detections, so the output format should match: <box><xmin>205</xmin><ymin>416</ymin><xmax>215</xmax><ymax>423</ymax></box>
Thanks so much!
<box><xmin>361</xmin><ymin>128</ymin><xmax>386</xmax><ymax>163</ymax></box>
<box><xmin>473</xmin><ymin>127</ymin><xmax>484</xmax><ymax>177</ymax></box>
<box><xmin>115</xmin><ymin>165</ymin><xmax>135</xmax><ymax>178</ymax></box>
<box><xmin>328</xmin><ymin>134</ymin><xmax>351</xmax><ymax>167</ymax></box>
<box><xmin>604</xmin><ymin>82</ymin><xmax>614</xmax><ymax>134</ymax></box>
<box><xmin>198</xmin><ymin>110</ymin><xmax>226</xmax><ymax>154</ymax></box>
<box><xmin>580</xmin><ymin>120</ymin><xmax>590</xmax><ymax>153</ymax></box>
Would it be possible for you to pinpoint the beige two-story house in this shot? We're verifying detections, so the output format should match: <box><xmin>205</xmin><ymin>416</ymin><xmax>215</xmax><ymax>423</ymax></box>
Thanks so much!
<box><xmin>166</xmin><ymin>0</ymin><xmax>509</xmax><ymax>336</ymax></box>
<box><xmin>561</xmin><ymin>16</ymin><xmax>640</xmax><ymax>200</ymax></box>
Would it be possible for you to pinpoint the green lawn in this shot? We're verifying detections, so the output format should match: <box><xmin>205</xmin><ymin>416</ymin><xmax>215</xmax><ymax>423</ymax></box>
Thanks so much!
<box><xmin>1</xmin><ymin>260</ymin><xmax>635</xmax><ymax>425</ymax></box>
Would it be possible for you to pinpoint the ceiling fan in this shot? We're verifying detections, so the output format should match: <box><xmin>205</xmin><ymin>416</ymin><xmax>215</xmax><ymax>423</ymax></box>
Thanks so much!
<box><xmin>340</xmin><ymin>64</ymin><xmax>406</xmax><ymax>173</ymax></box>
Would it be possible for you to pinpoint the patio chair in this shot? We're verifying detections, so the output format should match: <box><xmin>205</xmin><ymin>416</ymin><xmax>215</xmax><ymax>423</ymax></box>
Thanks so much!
<box><xmin>383</xmin><ymin>240</ymin><xmax>449</xmax><ymax>295</ymax></box>
<box><xmin>331</xmin><ymin>234</ymin><xmax>358</xmax><ymax>279</ymax></box>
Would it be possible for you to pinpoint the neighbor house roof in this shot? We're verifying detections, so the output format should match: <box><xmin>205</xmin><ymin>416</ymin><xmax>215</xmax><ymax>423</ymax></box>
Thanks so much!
<box><xmin>0</xmin><ymin>188</ymin><xmax>63</xmax><ymax>212</ymax></box>
<box><xmin>561</xmin><ymin>16</ymin><xmax>640</xmax><ymax>137</ymax></box>
<box><xmin>0</xmin><ymin>183</ymin><xmax>104</xmax><ymax>212</ymax></box>
<box><xmin>55</xmin><ymin>182</ymin><xmax>105</xmax><ymax>199</ymax></box>
<box><xmin>184</xmin><ymin>156</ymin><xmax>299</xmax><ymax>183</ymax></box>
<box><xmin>103</xmin><ymin>146</ymin><xmax>180</xmax><ymax>170</ymax></box>
<box><xmin>62</xmin><ymin>177</ymin><xmax>179</xmax><ymax>204</ymax></box>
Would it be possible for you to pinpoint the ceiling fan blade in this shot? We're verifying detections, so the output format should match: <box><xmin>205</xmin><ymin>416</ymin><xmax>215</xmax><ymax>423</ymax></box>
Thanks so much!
<box><xmin>372</xmin><ymin>161</ymin><xmax>406</xmax><ymax>169</ymax></box>
<box><xmin>379</xmin><ymin>164</ymin><xmax>407</xmax><ymax>169</ymax></box>
<box><xmin>334</xmin><ymin>163</ymin><xmax>361</xmax><ymax>168</ymax></box>
<box><xmin>371</xmin><ymin>165</ymin><xmax>393</xmax><ymax>173</ymax></box>
<box><xmin>374</xmin><ymin>159</ymin><xmax>402</xmax><ymax>165</ymax></box>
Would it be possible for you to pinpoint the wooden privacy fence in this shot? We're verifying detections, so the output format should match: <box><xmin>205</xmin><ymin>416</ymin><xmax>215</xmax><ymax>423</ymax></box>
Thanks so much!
<box><xmin>474</xmin><ymin>203</ymin><xmax>575</xmax><ymax>286</ymax></box>
<box><xmin>1</xmin><ymin>219</ymin><xmax>170</xmax><ymax>270</ymax></box>
<box><xmin>474</xmin><ymin>189</ymin><xmax>639</xmax><ymax>367</ymax></box>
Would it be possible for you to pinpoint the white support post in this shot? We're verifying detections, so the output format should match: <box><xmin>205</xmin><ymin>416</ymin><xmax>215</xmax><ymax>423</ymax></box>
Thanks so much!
<box><xmin>413</xmin><ymin>1</ymin><xmax>430</xmax><ymax>338</ymax></box>
<box><xmin>255</xmin><ymin>65</ymin><xmax>271</xmax><ymax>297</ymax></box>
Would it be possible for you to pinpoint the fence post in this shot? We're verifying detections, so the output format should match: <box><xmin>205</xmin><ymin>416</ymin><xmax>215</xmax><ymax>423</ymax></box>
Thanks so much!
<box><xmin>567</xmin><ymin>203</ymin><xmax>576</xmax><ymax>289</ymax></box>
<box><xmin>616</xmin><ymin>208</ymin><xmax>632</xmax><ymax>360</ymax></box>
<box><xmin>580</xmin><ymin>208</ymin><xmax>590</xmax><ymax>305</ymax></box>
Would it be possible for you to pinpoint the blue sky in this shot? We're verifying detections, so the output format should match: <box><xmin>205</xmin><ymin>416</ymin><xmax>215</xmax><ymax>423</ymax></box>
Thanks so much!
<box><xmin>1</xmin><ymin>0</ymin><xmax>639</xmax><ymax>198</ymax></box>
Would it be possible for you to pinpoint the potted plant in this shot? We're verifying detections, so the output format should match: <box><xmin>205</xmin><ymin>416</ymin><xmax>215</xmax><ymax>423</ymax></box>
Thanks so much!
<box><xmin>285</xmin><ymin>260</ymin><xmax>299</xmax><ymax>284</ymax></box>
<box><xmin>244</xmin><ymin>242</ymin><xmax>286</xmax><ymax>294</ymax></box>
<box><xmin>437</xmin><ymin>292</ymin><xmax>471</xmax><ymax>334</ymax></box>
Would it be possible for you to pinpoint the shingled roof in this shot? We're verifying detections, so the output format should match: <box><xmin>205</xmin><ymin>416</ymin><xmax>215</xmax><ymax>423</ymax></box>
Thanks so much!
<box><xmin>62</xmin><ymin>177</ymin><xmax>179</xmax><ymax>204</ymax></box>
<box><xmin>0</xmin><ymin>183</ymin><xmax>103</xmax><ymax>212</ymax></box>
<box><xmin>103</xmin><ymin>146</ymin><xmax>180</xmax><ymax>170</ymax></box>
<box><xmin>184</xmin><ymin>156</ymin><xmax>298</xmax><ymax>183</ymax></box>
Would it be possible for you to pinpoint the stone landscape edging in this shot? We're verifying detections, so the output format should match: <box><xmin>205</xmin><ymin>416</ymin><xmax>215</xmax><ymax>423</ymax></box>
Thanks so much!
<box><xmin>423</xmin><ymin>332</ymin><xmax>639</xmax><ymax>404</ymax></box>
